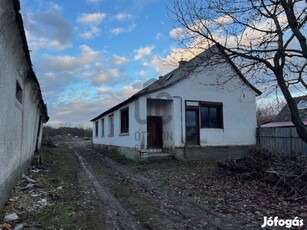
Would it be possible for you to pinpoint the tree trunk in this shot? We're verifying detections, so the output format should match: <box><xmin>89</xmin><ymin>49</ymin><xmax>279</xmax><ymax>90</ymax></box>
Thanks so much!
<box><xmin>276</xmin><ymin>72</ymin><xmax>307</xmax><ymax>143</ymax></box>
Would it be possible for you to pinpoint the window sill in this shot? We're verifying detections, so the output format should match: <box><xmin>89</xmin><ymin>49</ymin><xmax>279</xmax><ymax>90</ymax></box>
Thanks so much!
<box><xmin>200</xmin><ymin>128</ymin><xmax>224</xmax><ymax>131</ymax></box>
<box><xmin>119</xmin><ymin>132</ymin><xmax>129</xmax><ymax>136</ymax></box>
<box><xmin>108</xmin><ymin>134</ymin><xmax>114</xmax><ymax>137</ymax></box>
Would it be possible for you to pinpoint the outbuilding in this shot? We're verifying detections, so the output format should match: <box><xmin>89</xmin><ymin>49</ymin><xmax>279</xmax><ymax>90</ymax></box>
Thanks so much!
<box><xmin>0</xmin><ymin>0</ymin><xmax>48</xmax><ymax>210</ymax></box>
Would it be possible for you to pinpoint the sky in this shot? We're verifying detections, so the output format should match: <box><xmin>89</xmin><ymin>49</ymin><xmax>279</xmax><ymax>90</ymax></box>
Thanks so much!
<box><xmin>20</xmin><ymin>0</ymin><xmax>306</xmax><ymax>128</ymax></box>
<box><xmin>20</xmin><ymin>0</ymin><xmax>183</xmax><ymax>128</ymax></box>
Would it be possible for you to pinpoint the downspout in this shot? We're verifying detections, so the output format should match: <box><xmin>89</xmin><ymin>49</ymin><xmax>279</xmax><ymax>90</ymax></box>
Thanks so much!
<box><xmin>173</xmin><ymin>96</ymin><xmax>184</xmax><ymax>144</ymax></box>
<box><xmin>173</xmin><ymin>96</ymin><xmax>186</xmax><ymax>160</ymax></box>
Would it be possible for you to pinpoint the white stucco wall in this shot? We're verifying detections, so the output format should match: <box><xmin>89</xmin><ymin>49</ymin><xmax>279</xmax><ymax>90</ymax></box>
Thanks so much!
<box><xmin>0</xmin><ymin>0</ymin><xmax>47</xmax><ymax>210</ymax></box>
<box><xmin>93</xmin><ymin>48</ymin><xmax>258</xmax><ymax>150</ymax></box>
<box><xmin>92</xmin><ymin>99</ymin><xmax>146</xmax><ymax>149</ymax></box>
<box><xmin>160</xmin><ymin>53</ymin><xmax>258</xmax><ymax>147</ymax></box>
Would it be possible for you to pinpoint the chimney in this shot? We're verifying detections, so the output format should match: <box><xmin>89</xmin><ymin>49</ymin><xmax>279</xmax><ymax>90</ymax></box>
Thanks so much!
<box><xmin>178</xmin><ymin>59</ymin><xmax>187</xmax><ymax>68</ymax></box>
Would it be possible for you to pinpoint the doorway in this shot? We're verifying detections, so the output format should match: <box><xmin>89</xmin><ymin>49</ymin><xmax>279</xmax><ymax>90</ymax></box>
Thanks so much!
<box><xmin>185</xmin><ymin>109</ymin><xmax>200</xmax><ymax>145</ymax></box>
<box><xmin>147</xmin><ymin>116</ymin><xmax>163</xmax><ymax>149</ymax></box>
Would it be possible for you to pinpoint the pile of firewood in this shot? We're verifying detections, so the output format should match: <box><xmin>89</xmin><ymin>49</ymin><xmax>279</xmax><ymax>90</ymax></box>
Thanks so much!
<box><xmin>217</xmin><ymin>147</ymin><xmax>307</xmax><ymax>200</ymax></box>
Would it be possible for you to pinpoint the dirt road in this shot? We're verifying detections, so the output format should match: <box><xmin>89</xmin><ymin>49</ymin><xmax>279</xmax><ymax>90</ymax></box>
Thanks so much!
<box><xmin>3</xmin><ymin>140</ymin><xmax>304</xmax><ymax>229</ymax></box>
<box><xmin>66</xmin><ymin>141</ymin><xmax>241</xmax><ymax>230</ymax></box>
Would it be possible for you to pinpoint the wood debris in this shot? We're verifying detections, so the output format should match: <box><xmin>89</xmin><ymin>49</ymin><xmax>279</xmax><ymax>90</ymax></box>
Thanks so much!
<box><xmin>217</xmin><ymin>147</ymin><xmax>307</xmax><ymax>200</ymax></box>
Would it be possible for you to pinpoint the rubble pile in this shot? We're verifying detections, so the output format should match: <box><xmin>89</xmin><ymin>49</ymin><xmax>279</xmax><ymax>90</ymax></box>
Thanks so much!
<box><xmin>217</xmin><ymin>147</ymin><xmax>307</xmax><ymax>200</ymax></box>
<box><xmin>0</xmin><ymin>170</ymin><xmax>49</xmax><ymax>230</ymax></box>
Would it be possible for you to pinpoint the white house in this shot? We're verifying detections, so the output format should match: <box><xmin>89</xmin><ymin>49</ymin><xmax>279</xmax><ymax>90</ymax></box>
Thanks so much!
<box><xmin>91</xmin><ymin>45</ymin><xmax>261</xmax><ymax>160</ymax></box>
<box><xmin>0</xmin><ymin>0</ymin><xmax>48</xmax><ymax>210</ymax></box>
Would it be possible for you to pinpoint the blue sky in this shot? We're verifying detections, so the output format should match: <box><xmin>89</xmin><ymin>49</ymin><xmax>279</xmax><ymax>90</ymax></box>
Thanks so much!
<box><xmin>20</xmin><ymin>0</ymin><xmax>182</xmax><ymax>127</ymax></box>
<box><xmin>20</xmin><ymin>0</ymin><xmax>306</xmax><ymax>128</ymax></box>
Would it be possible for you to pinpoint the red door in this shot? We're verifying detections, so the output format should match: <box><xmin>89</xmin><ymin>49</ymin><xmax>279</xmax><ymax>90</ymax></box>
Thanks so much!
<box><xmin>147</xmin><ymin>116</ymin><xmax>163</xmax><ymax>149</ymax></box>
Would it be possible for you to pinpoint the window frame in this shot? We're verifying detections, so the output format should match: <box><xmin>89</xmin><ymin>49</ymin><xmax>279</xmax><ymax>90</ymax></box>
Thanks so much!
<box><xmin>101</xmin><ymin>118</ymin><xmax>105</xmax><ymax>137</ymax></box>
<box><xmin>95</xmin><ymin>121</ymin><xmax>99</xmax><ymax>137</ymax></box>
<box><xmin>120</xmin><ymin>107</ymin><xmax>129</xmax><ymax>135</ymax></box>
<box><xmin>108</xmin><ymin>114</ymin><xmax>114</xmax><ymax>137</ymax></box>
<box><xmin>200</xmin><ymin>102</ymin><xmax>223</xmax><ymax>129</ymax></box>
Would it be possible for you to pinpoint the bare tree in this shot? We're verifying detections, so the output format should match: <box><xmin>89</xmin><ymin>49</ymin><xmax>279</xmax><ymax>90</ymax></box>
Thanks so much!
<box><xmin>257</xmin><ymin>100</ymin><xmax>285</xmax><ymax>125</ymax></box>
<box><xmin>168</xmin><ymin>0</ymin><xmax>307</xmax><ymax>143</ymax></box>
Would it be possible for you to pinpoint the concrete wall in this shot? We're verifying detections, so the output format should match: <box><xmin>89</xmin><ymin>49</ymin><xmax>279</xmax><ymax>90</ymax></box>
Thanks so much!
<box><xmin>174</xmin><ymin>145</ymin><xmax>253</xmax><ymax>161</ymax></box>
<box><xmin>0</xmin><ymin>0</ymin><xmax>48</xmax><ymax>211</ymax></box>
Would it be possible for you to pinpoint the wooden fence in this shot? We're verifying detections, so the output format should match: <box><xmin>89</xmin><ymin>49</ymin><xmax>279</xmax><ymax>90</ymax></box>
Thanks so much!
<box><xmin>257</xmin><ymin>127</ymin><xmax>307</xmax><ymax>156</ymax></box>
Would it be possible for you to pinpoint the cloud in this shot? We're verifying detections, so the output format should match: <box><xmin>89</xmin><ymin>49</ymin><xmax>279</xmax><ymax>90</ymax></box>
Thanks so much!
<box><xmin>77</xmin><ymin>12</ymin><xmax>106</xmax><ymax>39</ymax></box>
<box><xmin>155</xmin><ymin>32</ymin><xmax>164</xmax><ymax>40</ymax></box>
<box><xmin>114</xmin><ymin>12</ymin><xmax>134</xmax><ymax>21</ymax></box>
<box><xmin>111</xmin><ymin>27</ymin><xmax>125</xmax><ymax>35</ymax></box>
<box><xmin>22</xmin><ymin>5</ymin><xmax>72</xmax><ymax>51</ymax></box>
<box><xmin>169</xmin><ymin>27</ymin><xmax>184</xmax><ymax>39</ymax></box>
<box><xmin>139</xmin><ymin>70</ymin><xmax>149</xmax><ymax>77</ymax></box>
<box><xmin>111</xmin><ymin>55</ymin><xmax>130</xmax><ymax>66</ymax></box>
<box><xmin>40</xmin><ymin>45</ymin><xmax>100</xmax><ymax>71</ymax></box>
<box><xmin>134</xmin><ymin>45</ymin><xmax>155</xmax><ymax>60</ymax></box>
<box><xmin>77</xmin><ymin>12</ymin><xmax>106</xmax><ymax>25</ymax></box>
<box><xmin>150</xmin><ymin>55</ymin><xmax>176</xmax><ymax>76</ymax></box>
<box><xmin>91</xmin><ymin>73</ymin><xmax>108</xmax><ymax>85</ymax></box>
<box><xmin>49</xmin><ymin>99</ymin><xmax>105</xmax><ymax>127</ymax></box>
<box><xmin>111</xmin><ymin>24</ymin><xmax>136</xmax><ymax>35</ymax></box>
<box><xmin>80</xmin><ymin>26</ymin><xmax>101</xmax><ymax>39</ymax></box>
<box><xmin>48</xmin><ymin>79</ymin><xmax>143</xmax><ymax>127</ymax></box>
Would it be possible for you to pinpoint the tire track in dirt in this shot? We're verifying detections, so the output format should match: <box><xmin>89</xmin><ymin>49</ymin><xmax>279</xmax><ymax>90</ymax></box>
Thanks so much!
<box><xmin>78</xmin><ymin>145</ymin><xmax>243</xmax><ymax>230</ymax></box>
<box><xmin>72</xmin><ymin>146</ymin><xmax>141</xmax><ymax>230</ymax></box>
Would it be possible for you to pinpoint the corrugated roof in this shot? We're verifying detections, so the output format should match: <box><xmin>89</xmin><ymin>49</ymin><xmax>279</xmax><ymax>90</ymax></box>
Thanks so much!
<box><xmin>91</xmin><ymin>44</ymin><xmax>261</xmax><ymax>122</ymax></box>
<box><xmin>261</xmin><ymin>120</ymin><xmax>307</xmax><ymax>128</ymax></box>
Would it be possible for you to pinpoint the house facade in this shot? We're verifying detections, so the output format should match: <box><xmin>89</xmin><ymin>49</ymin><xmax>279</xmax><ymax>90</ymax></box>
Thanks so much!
<box><xmin>91</xmin><ymin>46</ymin><xmax>261</xmax><ymax>160</ymax></box>
<box><xmin>0</xmin><ymin>0</ymin><xmax>48</xmax><ymax>210</ymax></box>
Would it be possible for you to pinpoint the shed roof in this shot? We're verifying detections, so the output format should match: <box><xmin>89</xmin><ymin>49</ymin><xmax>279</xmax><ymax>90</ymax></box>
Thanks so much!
<box><xmin>274</xmin><ymin>95</ymin><xmax>307</xmax><ymax>122</ymax></box>
<box><xmin>91</xmin><ymin>44</ymin><xmax>261</xmax><ymax>122</ymax></box>
<box><xmin>261</xmin><ymin>120</ymin><xmax>307</xmax><ymax>128</ymax></box>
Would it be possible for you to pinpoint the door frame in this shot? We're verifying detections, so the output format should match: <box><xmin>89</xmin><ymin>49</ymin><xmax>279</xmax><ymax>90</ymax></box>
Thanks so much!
<box><xmin>147</xmin><ymin>116</ymin><xmax>163</xmax><ymax>149</ymax></box>
<box><xmin>185</xmin><ymin>108</ymin><xmax>200</xmax><ymax>145</ymax></box>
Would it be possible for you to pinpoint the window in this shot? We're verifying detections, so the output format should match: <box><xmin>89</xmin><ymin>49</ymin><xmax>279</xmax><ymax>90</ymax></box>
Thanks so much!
<box><xmin>200</xmin><ymin>103</ymin><xmax>223</xmax><ymax>129</ymax></box>
<box><xmin>120</xmin><ymin>107</ymin><xmax>129</xmax><ymax>134</ymax></box>
<box><xmin>101</xmin><ymin>119</ymin><xmax>104</xmax><ymax>137</ymax></box>
<box><xmin>16</xmin><ymin>81</ymin><xmax>23</xmax><ymax>104</ymax></box>
<box><xmin>95</xmin><ymin>121</ymin><xmax>99</xmax><ymax>137</ymax></box>
<box><xmin>109</xmin><ymin>114</ymin><xmax>114</xmax><ymax>136</ymax></box>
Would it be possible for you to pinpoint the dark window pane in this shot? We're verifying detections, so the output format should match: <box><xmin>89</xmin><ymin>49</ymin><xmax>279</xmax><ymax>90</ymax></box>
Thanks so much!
<box><xmin>186</xmin><ymin>110</ymin><xmax>198</xmax><ymax>145</ymax></box>
<box><xmin>16</xmin><ymin>81</ymin><xmax>23</xmax><ymax>104</ymax></box>
<box><xmin>95</xmin><ymin>121</ymin><xmax>99</xmax><ymax>137</ymax></box>
<box><xmin>200</xmin><ymin>107</ymin><xmax>209</xmax><ymax>128</ymax></box>
<box><xmin>120</xmin><ymin>108</ymin><xmax>129</xmax><ymax>133</ymax></box>
<box><xmin>209</xmin><ymin>107</ymin><xmax>217</xmax><ymax>128</ymax></box>
<box><xmin>200</xmin><ymin>103</ymin><xmax>223</xmax><ymax>129</ymax></box>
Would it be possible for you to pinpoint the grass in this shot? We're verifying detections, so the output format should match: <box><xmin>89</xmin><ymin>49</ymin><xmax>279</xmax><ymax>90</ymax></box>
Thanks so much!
<box><xmin>2</xmin><ymin>146</ymin><xmax>100</xmax><ymax>229</ymax></box>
